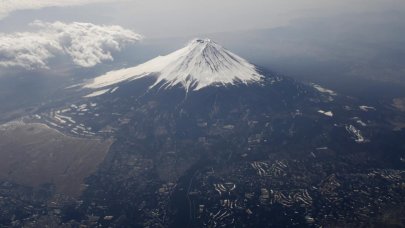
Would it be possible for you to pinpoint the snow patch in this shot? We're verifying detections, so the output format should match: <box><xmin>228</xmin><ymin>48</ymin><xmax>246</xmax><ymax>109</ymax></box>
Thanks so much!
<box><xmin>84</xmin><ymin>89</ymin><xmax>110</xmax><ymax>98</ymax></box>
<box><xmin>357</xmin><ymin>120</ymin><xmax>367</xmax><ymax>127</ymax></box>
<box><xmin>345</xmin><ymin>125</ymin><xmax>366</xmax><ymax>143</ymax></box>
<box><xmin>352</xmin><ymin>117</ymin><xmax>367</xmax><ymax>127</ymax></box>
<box><xmin>312</xmin><ymin>84</ymin><xmax>337</xmax><ymax>96</ymax></box>
<box><xmin>110</xmin><ymin>87</ymin><xmax>119</xmax><ymax>93</ymax></box>
<box><xmin>318</xmin><ymin>110</ymin><xmax>334</xmax><ymax>117</ymax></box>
<box><xmin>359</xmin><ymin>106</ymin><xmax>376</xmax><ymax>112</ymax></box>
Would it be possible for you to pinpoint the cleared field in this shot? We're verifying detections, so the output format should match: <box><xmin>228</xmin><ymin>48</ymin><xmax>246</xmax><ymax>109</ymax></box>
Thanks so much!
<box><xmin>0</xmin><ymin>122</ymin><xmax>112</xmax><ymax>197</ymax></box>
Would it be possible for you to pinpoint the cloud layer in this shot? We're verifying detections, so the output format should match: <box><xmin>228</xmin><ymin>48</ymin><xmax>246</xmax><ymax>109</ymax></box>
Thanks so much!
<box><xmin>0</xmin><ymin>21</ymin><xmax>142</xmax><ymax>70</ymax></box>
<box><xmin>0</xmin><ymin>0</ymin><xmax>122</xmax><ymax>20</ymax></box>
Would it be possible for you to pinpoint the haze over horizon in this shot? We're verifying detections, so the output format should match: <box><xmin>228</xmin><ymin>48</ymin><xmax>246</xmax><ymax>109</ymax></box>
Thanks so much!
<box><xmin>0</xmin><ymin>0</ymin><xmax>405</xmax><ymax>98</ymax></box>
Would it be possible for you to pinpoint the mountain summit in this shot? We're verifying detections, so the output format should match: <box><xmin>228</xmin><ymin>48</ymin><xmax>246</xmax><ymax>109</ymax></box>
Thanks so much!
<box><xmin>84</xmin><ymin>38</ymin><xmax>263</xmax><ymax>92</ymax></box>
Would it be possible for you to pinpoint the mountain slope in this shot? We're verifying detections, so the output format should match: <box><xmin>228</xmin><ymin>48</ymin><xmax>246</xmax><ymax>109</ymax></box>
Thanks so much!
<box><xmin>6</xmin><ymin>39</ymin><xmax>404</xmax><ymax>228</ymax></box>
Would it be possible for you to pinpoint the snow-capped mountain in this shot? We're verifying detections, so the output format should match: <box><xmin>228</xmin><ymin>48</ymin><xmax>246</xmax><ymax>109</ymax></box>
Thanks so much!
<box><xmin>19</xmin><ymin>37</ymin><xmax>405</xmax><ymax>228</ymax></box>
<box><xmin>83</xmin><ymin>38</ymin><xmax>263</xmax><ymax>92</ymax></box>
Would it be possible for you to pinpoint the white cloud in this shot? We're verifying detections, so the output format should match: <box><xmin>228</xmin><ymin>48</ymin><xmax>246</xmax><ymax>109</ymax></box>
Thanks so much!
<box><xmin>0</xmin><ymin>0</ymin><xmax>123</xmax><ymax>20</ymax></box>
<box><xmin>0</xmin><ymin>21</ymin><xmax>143</xmax><ymax>70</ymax></box>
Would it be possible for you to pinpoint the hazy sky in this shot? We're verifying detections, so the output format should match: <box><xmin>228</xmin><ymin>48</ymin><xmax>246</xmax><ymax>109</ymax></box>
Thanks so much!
<box><xmin>1</xmin><ymin>0</ymin><xmax>405</xmax><ymax>88</ymax></box>
<box><xmin>1</xmin><ymin>0</ymin><xmax>405</xmax><ymax>38</ymax></box>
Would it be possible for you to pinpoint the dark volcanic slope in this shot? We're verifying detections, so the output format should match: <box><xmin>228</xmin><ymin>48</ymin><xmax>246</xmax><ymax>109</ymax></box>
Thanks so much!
<box><xmin>23</xmin><ymin>72</ymin><xmax>404</xmax><ymax>227</ymax></box>
<box><xmin>1</xmin><ymin>39</ymin><xmax>404</xmax><ymax>227</ymax></box>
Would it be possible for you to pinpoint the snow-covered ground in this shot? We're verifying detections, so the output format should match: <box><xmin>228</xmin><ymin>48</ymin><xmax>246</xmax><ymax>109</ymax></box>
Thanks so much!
<box><xmin>318</xmin><ymin>110</ymin><xmax>334</xmax><ymax>117</ymax></box>
<box><xmin>312</xmin><ymin>83</ymin><xmax>337</xmax><ymax>96</ymax></box>
<box><xmin>84</xmin><ymin>89</ymin><xmax>110</xmax><ymax>98</ymax></box>
<box><xmin>359</xmin><ymin>105</ymin><xmax>376</xmax><ymax>112</ymax></box>
<box><xmin>346</xmin><ymin>125</ymin><xmax>366</xmax><ymax>143</ymax></box>
<box><xmin>83</xmin><ymin>38</ymin><xmax>263</xmax><ymax>93</ymax></box>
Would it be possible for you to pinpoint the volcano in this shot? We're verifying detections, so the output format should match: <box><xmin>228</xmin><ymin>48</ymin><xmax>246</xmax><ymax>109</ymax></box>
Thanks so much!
<box><xmin>11</xmin><ymin>39</ymin><xmax>404</xmax><ymax>228</ymax></box>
